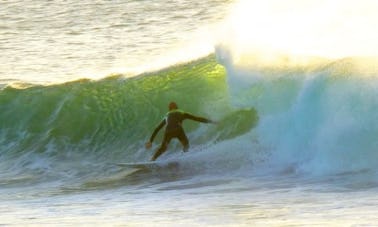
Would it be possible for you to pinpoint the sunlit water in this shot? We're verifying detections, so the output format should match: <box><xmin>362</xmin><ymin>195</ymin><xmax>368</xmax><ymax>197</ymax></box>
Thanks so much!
<box><xmin>2</xmin><ymin>171</ymin><xmax>378</xmax><ymax>226</ymax></box>
<box><xmin>0</xmin><ymin>0</ymin><xmax>230</xmax><ymax>84</ymax></box>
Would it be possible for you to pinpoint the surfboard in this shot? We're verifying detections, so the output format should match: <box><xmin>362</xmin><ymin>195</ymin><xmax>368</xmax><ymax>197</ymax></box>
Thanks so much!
<box><xmin>116</xmin><ymin>161</ymin><xmax>179</xmax><ymax>170</ymax></box>
<box><xmin>117</xmin><ymin>162</ymin><xmax>158</xmax><ymax>169</ymax></box>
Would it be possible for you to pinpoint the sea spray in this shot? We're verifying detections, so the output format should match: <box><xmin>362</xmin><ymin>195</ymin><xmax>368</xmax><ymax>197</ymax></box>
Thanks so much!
<box><xmin>218</xmin><ymin>43</ymin><xmax>378</xmax><ymax>176</ymax></box>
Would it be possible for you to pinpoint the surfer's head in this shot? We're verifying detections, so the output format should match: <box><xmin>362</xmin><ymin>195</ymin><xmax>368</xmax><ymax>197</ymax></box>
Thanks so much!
<box><xmin>168</xmin><ymin>102</ymin><xmax>178</xmax><ymax>110</ymax></box>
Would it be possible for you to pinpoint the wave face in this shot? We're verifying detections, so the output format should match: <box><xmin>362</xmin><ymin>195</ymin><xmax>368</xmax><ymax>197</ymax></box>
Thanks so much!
<box><xmin>2</xmin><ymin>54</ymin><xmax>378</xmax><ymax>190</ymax></box>
<box><xmin>0</xmin><ymin>56</ymin><xmax>237</xmax><ymax>188</ymax></box>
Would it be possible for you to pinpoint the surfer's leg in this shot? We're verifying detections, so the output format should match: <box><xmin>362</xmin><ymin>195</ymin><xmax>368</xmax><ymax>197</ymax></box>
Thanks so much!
<box><xmin>177</xmin><ymin>130</ymin><xmax>189</xmax><ymax>152</ymax></box>
<box><xmin>152</xmin><ymin>145</ymin><xmax>167</xmax><ymax>161</ymax></box>
<box><xmin>151</xmin><ymin>134</ymin><xmax>172</xmax><ymax>161</ymax></box>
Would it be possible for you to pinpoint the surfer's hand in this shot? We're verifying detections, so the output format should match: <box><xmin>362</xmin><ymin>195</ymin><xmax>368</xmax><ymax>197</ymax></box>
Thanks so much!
<box><xmin>210</xmin><ymin>120</ymin><xmax>218</xmax><ymax>124</ymax></box>
<box><xmin>145</xmin><ymin>142</ymin><xmax>152</xmax><ymax>149</ymax></box>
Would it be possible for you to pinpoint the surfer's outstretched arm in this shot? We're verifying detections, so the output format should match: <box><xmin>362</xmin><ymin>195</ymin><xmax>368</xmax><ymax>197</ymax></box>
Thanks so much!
<box><xmin>146</xmin><ymin>119</ymin><xmax>166</xmax><ymax>149</ymax></box>
<box><xmin>184</xmin><ymin>113</ymin><xmax>215</xmax><ymax>124</ymax></box>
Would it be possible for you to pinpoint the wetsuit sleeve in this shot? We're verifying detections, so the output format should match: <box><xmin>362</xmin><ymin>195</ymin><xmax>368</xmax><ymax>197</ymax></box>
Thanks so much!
<box><xmin>183</xmin><ymin>113</ymin><xmax>213</xmax><ymax>123</ymax></box>
<box><xmin>149</xmin><ymin>119</ymin><xmax>166</xmax><ymax>143</ymax></box>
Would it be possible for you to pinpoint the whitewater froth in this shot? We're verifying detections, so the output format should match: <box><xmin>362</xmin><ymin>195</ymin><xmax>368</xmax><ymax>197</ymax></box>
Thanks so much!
<box><xmin>218</xmin><ymin>41</ymin><xmax>378</xmax><ymax>177</ymax></box>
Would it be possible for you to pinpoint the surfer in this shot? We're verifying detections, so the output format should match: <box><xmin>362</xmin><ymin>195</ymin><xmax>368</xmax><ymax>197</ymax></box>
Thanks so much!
<box><xmin>145</xmin><ymin>102</ymin><xmax>216</xmax><ymax>161</ymax></box>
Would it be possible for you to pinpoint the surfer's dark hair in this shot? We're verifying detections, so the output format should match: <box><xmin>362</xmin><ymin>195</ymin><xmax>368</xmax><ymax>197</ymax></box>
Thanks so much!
<box><xmin>169</xmin><ymin>102</ymin><xmax>178</xmax><ymax>110</ymax></box>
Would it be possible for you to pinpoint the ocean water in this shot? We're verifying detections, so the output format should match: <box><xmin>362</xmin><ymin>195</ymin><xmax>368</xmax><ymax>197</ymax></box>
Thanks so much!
<box><xmin>2</xmin><ymin>0</ymin><xmax>378</xmax><ymax>226</ymax></box>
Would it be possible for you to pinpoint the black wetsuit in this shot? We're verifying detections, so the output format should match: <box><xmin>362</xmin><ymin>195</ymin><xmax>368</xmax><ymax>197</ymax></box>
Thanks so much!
<box><xmin>149</xmin><ymin>109</ymin><xmax>212</xmax><ymax>161</ymax></box>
